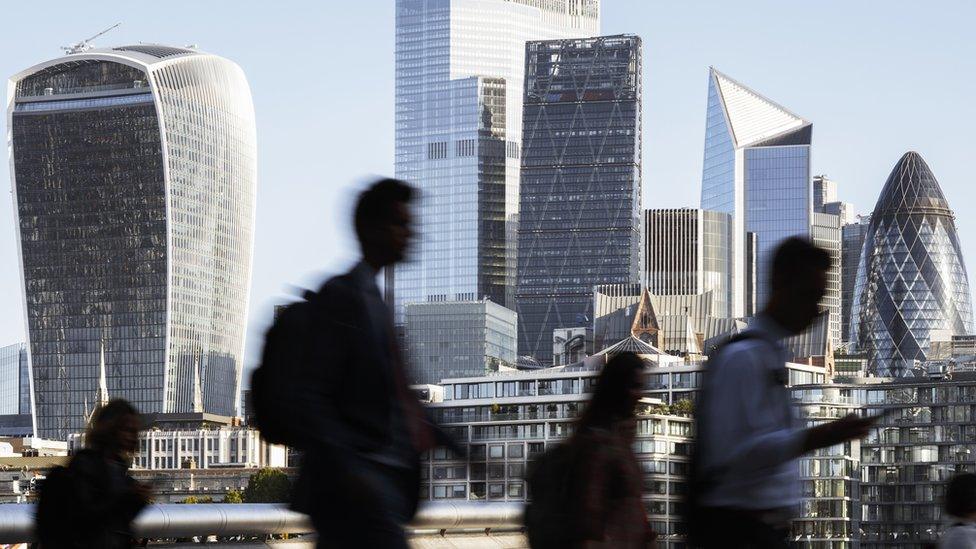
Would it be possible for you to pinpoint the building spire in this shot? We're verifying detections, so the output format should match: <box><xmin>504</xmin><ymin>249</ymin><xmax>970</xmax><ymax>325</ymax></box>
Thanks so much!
<box><xmin>97</xmin><ymin>340</ymin><xmax>109</xmax><ymax>408</ymax></box>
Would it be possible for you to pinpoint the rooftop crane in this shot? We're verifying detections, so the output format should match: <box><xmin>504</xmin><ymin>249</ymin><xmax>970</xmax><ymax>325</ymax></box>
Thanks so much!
<box><xmin>62</xmin><ymin>23</ymin><xmax>121</xmax><ymax>54</ymax></box>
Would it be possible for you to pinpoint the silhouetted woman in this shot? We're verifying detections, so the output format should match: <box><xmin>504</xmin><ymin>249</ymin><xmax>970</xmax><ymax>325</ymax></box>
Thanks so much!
<box><xmin>569</xmin><ymin>351</ymin><xmax>655</xmax><ymax>548</ymax></box>
<box><xmin>37</xmin><ymin>399</ymin><xmax>150</xmax><ymax>548</ymax></box>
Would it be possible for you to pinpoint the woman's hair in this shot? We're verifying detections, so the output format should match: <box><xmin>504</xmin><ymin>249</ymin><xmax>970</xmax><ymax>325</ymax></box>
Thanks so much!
<box><xmin>85</xmin><ymin>399</ymin><xmax>140</xmax><ymax>451</ymax></box>
<box><xmin>946</xmin><ymin>473</ymin><xmax>976</xmax><ymax>518</ymax></box>
<box><xmin>578</xmin><ymin>352</ymin><xmax>645</xmax><ymax>430</ymax></box>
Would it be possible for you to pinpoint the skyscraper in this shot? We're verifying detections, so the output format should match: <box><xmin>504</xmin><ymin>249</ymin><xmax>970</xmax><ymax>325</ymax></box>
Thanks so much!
<box><xmin>9</xmin><ymin>45</ymin><xmax>256</xmax><ymax>439</ymax></box>
<box><xmin>642</xmin><ymin>208</ymin><xmax>733</xmax><ymax>318</ymax></box>
<box><xmin>811</xmin><ymin>212</ymin><xmax>842</xmax><ymax>346</ymax></box>
<box><xmin>0</xmin><ymin>343</ymin><xmax>33</xmax><ymax>436</ymax></box>
<box><xmin>700</xmin><ymin>68</ymin><xmax>812</xmax><ymax>316</ymax></box>
<box><xmin>812</xmin><ymin>175</ymin><xmax>838</xmax><ymax>212</ymax></box>
<box><xmin>405</xmin><ymin>299</ymin><xmax>517</xmax><ymax>384</ymax></box>
<box><xmin>517</xmin><ymin>35</ymin><xmax>642</xmax><ymax>365</ymax></box>
<box><xmin>392</xmin><ymin>0</ymin><xmax>600</xmax><ymax>321</ymax></box>
<box><xmin>841</xmin><ymin>215</ymin><xmax>870</xmax><ymax>348</ymax></box>
<box><xmin>852</xmin><ymin>152</ymin><xmax>974</xmax><ymax>376</ymax></box>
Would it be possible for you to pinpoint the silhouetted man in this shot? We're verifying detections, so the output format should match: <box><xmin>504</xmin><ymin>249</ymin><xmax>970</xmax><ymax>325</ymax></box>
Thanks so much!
<box><xmin>293</xmin><ymin>178</ymin><xmax>439</xmax><ymax>548</ymax></box>
<box><xmin>691</xmin><ymin>237</ymin><xmax>877</xmax><ymax>548</ymax></box>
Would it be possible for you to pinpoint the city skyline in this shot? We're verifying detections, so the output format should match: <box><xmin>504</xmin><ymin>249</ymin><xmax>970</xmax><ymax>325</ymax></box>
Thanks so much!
<box><xmin>0</xmin><ymin>1</ymin><xmax>973</xmax><ymax>369</ymax></box>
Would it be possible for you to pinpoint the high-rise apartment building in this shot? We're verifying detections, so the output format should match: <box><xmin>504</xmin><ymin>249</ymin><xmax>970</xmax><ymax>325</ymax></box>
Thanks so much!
<box><xmin>642</xmin><ymin>208</ymin><xmax>732</xmax><ymax>318</ymax></box>
<box><xmin>392</xmin><ymin>0</ymin><xmax>600</xmax><ymax>321</ymax></box>
<box><xmin>700</xmin><ymin>68</ymin><xmax>812</xmax><ymax>316</ymax></box>
<box><xmin>811</xmin><ymin>212</ymin><xmax>842</xmax><ymax>347</ymax></box>
<box><xmin>824</xmin><ymin>201</ymin><xmax>856</xmax><ymax>226</ymax></box>
<box><xmin>517</xmin><ymin>35</ymin><xmax>642</xmax><ymax>365</ymax></box>
<box><xmin>405</xmin><ymin>300</ymin><xmax>517</xmax><ymax>384</ymax></box>
<box><xmin>841</xmin><ymin>215</ymin><xmax>871</xmax><ymax>348</ymax></box>
<box><xmin>852</xmin><ymin>152</ymin><xmax>974</xmax><ymax>376</ymax></box>
<box><xmin>9</xmin><ymin>45</ymin><xmax>256</xmax><ymax>439</ymax></box>
<box><xmin>0</xmin><ymin>343</ymin><xmax>33</xmax><ymax>436</ymax></box>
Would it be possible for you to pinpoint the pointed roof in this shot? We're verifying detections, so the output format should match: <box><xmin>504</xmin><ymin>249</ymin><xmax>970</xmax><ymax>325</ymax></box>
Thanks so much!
<box><xmin>872</xmin><ymin>151</ymin><xmax>953</xmax><ymax>219</ymax></box>
<box><xmin>710</xmin><ymin>67</ymin><xmax>810</xmax><ymax>149</ymax></box>
<box><xmin>594</xmin><ymin>335</ymin><xmax>663</xmax><ymax>357</ymax></box>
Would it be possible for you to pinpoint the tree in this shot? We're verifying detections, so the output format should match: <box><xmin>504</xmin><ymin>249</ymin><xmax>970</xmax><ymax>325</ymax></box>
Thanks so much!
<box><xmin>243</xmin><ymin>468</ymin><xmax>291</xmax><ymax>503</ymax></box>
<box><xmin>224</xmin><ymin>490</ymin><xmax>243</xmax><ymax>504</ymax></box>
<box><xmin>672</xmin><ymin>399</ymin><xmax>695</xmax><ymax>416</ymax></box>
<box><xmin>182</xmin><ymin>496</ymin><xmax>198</xmax><ymax>504</ymax></box>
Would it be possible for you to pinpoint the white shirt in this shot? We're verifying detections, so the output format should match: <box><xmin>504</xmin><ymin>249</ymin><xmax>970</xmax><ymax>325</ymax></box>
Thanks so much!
<box><xmin>698</xmin><ymin>314</ymin><xmax>806</xmax><ymax>510</ymax></box>
<box><xmin>941</xmin><ymin>522</ymin><xmax>976</xmax><ymax>549</ymax></box>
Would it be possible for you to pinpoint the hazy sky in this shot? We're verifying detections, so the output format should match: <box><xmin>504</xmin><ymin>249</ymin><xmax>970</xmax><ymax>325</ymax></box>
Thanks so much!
<box><xmin>1</xmin><ymin>1</ymin><xmax>973</xmax><ymax>371</ymax></box>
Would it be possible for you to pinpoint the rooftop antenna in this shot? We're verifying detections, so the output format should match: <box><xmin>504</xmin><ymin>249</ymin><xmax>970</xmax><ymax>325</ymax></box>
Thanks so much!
<box><xmin>63</xmin><ymin>22</ymin><xmax>121</xmax><ymax>54</ymax></box>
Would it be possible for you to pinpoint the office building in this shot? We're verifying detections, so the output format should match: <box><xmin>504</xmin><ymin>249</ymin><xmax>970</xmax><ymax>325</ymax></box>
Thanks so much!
<box><xmin>517</xmin><ymin>35</ymin><xmax>642</xmax><ymax>365</ymax></box>
<box><xmin>642</xmin><ymin>208</ymin><xmax>732</xmax><ymax>318</ymax></box>
<box><xmin>700</xmin><ymin>68</ymin><xmax>812</xmax><ymax>316</ymax></box>
<box><xmin>0</xmin><ymin>343</ymin><xmax>32</xmax><ymax>436</ymax></box>
<box><xmin>9</xmin><ymin>45</ymin><xmax>257</xmax><ymax>439</ymax></box>
<box><xmin>812</xmin><ymin>212</ymin><xmax>842</xmax><ymax>347</ymax></box>
<box><xmin>392</xmin><ymin>0</ymin><xmax>600</xmax><ymax>319</ymax></box>
<box><xmin>852</xmin><ymin>152</ymin><xmax>974</xmax><ymax>376</ymax></box>
<box><xmin>841</xmin><ymin>216</ymin><xmax>871</xmax><ymax>348</ymax></box>
<box><xmin>824</xmin><ymin>201</ymin><xmax>856</xmax><ymax>226</ymax></box>
<box><xmin>405</xmin><ymin>300</ymin><xmax>517</xmax><ymax>384</ymax></box>
<box><xmin>813</xmin><ymin>175</ymin><xmax>838</xmax><ymax>212</ymax></box>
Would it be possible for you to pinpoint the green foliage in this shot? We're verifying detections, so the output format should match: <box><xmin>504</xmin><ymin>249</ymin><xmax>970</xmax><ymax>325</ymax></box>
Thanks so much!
<box><xmin>182</xmin><ymin>496</ymin><xmax>198</xmax><ymax>504</ymax></box>
<box><xmin>243</xmin><ymin>468</ymin><xmax>291</xmax><ymax>503</ymax></box>
<box><xmin>224</xmin><ymin>489</ymin><xmax>243</xmax><ymax>504</ymax></box>
<box><xmin>182</xmin><ymin>495</ymin><xmax>213</xmax><ymax>504</ymax></box>
<box><xmin>672</xmin><ymin>398</ymin><xmax>695</xmax><ymax>416</ymax></box>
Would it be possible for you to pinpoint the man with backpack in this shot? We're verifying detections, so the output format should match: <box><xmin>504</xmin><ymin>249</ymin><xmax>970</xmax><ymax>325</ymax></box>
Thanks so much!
<box><xmin>268</xmin><ymin>178</ymin><xmax>448</xmax><ymax>548</ymax></box>
<box><xmin>689</xmin><ymin>238</ymin><xmax>878</xmax><ymax>548</ymax></box>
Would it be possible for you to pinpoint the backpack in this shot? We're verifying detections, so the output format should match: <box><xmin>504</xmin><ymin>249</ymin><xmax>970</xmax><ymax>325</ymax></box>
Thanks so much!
<box><xmin>685</xmin><ymin>331</ymin><xmax>767</xmax><ymax>546</ymax></box>
<box><xmin>35</xmin><ymin>465</ymin><xmax>74</xmax><ymax>547</ymax></box>
<box><xmin>524</xmin><ymin>440</ymin><xmax>580</xmax><ymax>549</ymax></box>
<box><xmin>250</xmin><ymin>290</ymin><xmax>318</xmax><ymax>447</ymax></box>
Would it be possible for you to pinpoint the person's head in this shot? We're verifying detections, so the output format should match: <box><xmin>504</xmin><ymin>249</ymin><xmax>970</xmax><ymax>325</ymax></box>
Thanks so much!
<box><xmin>85</xmin><ymin>399</ymin><xmax>141</xmax><ymax>460</ymax></box>
<box><xmin>580</xmin><ymin>352</ymin><xmax>645</xmax><ymax>429</ymax></box>
<box><xmin>946</xmin><ymin>473</ymin><xmax>976</xmax><ymax>520</ymax></box>
<box><xmin>354</xmin><ymin>178</ymin><xmax>416</xmax><ymax>268</ymax></box>
<box><xmin>765</xmin><ymin>237</ymin><xmax>831</xmax><ymax>334</ymax></box>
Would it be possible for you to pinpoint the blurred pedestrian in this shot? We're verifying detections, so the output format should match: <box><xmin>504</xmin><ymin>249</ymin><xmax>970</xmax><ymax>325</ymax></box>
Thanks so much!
<box><xmin>688</xmin><ymin>237</ymin><xmax>878</xmax><ymax>548</ymax></box>
<box><xmin>940</xmin><ymin>473</ymin><xmax>976</xmax><ymax>548</ymax></box>
<box><xmin>527</xmin><ymin>352</ymin><xmax>655</xmax><ymax>549</ymax></box>
<box><xmin>291</xmin><ymin>178</ymin><xmax>455</xmax><ymax>548</ymax></box>
<box><xmin>36</xmin><ymin>398</ymin><xmax>150</xmax><ymax>548</ymax></box>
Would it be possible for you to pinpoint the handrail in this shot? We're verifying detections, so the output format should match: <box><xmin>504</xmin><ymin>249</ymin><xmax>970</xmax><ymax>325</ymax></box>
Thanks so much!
<box><xmin>0</xmin><ymin>501</ymin><xmax>524</xmax><ymax>543</ymax></box>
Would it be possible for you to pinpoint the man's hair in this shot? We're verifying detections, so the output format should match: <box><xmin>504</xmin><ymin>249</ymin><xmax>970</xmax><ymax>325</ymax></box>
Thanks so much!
<box><xmin>770</xmin><ymin>237</ymin><xmax>831</xmax><ymax>291</ymax></box>
<box><xmin>85</xmin><ymin>398</ymin><xmax>140</xmax><ymax>451</ymax></box>
<box><xmin>946</xmin><ymin>473</ymin><xmax>976</xmax><ymax>518</ymax></box>
<box><xmin>354</xmin><ymin>178</ymin><xmax>415</xmax><ymax>243</ymax></box>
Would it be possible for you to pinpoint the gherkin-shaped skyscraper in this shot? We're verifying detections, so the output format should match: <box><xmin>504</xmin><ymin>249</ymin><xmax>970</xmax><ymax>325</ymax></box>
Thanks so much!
<box><xmin>852</xmin><ymin>152</ymin><xmax>974</xmax><ymax>376</ymax></box>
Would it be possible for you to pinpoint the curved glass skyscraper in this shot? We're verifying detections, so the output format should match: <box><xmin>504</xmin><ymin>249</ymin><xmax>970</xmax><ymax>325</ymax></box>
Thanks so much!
<box><xmin>7</xmin><ymin>45</ymin><xmax>256</xmax><ymax>439</ymax></box>
<box><xmin>852</xmin><ymin>152</ymin><xmax>974</xmax><ymax>376</ymax></box>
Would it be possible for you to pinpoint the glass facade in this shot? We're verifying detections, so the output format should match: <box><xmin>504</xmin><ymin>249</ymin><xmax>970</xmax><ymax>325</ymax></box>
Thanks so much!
<box><xmin>745</xmin><ymin>145</ymin><xmax>812</xmax><ymax>310</ymax></box>
<box><xmin>516</xmin><ymin>35</ymin><xmax>642</xmax><ymax>365</ymax></box>
<box><xmin>852</xmin><ymin>152</ymin><xmax>974</xmax><ymax>377</ymax></box>
<box><xmin>404</xmin><ymin>300</ymin><xmax>517</xmax><ymax>384</ymax></box>
<box><xmin>0</xmin><ymin>343</ymin><xmax>29</xmax><ymax>416</ymax></box>
<box><xmin>642</xmin><ymin>208</ymin><xmax>732</xmax><ymax>318</ymax></box>
<box><xmin>699</xmin><ymin>69</ymin><xmax>812</xmax><ymax>316</ymax></box>
<box><xmin>842</xmin><ymin>217</ymin><xmax>871</xmax><ymax>348</ymax></box>
<box><xmin>9</xmin><ymin>49</ymin><xmax>255</xmax><ymax>439</ymax></box>
<box><xmin>392</xmin><ymin>0</ymin><xmax>600</xmax><ymax>322</ymax></box>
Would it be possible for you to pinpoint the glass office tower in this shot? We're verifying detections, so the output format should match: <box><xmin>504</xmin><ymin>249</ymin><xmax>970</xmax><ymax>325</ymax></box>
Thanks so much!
<box><xmin>642</xmin><ymin>208</ymin><xmax>732</xmax><ymax>318</ymax></box>
<box><xmin>700</xmin><ymin>68</ymin><xmax>812</xmax><ymax>316</ymax></box>
<box><xmin>852</xmin><ymin>152</ymin><xmax>974</xmax><ymax>377</ymax></box>
<box><xmin>517</xmin><ymin>35</ymin><xmax>642</xmax><ymax>365</ymax></box>
<box><xmin>393</xmin><ymin>0</ymin><xmax>600</xmax><ymax>322</ymax></box>
<box><xmin>8</xmin><ymin>45</ymin><xmax>256</xmax><ymax>439</ymax></box>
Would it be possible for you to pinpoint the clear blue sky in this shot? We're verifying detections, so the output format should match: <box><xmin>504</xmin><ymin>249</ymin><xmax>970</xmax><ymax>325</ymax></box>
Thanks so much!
<box><xmin>0</xmin><ymin>1</ymin><xmax>973</xmax><ymax>369</ymax></box>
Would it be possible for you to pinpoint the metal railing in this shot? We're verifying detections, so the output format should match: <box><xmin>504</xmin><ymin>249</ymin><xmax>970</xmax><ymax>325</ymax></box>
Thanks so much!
<box><xmin>0</xmin><ymin>502</ymin><xmax>524</xmax><ymax>543</ymax></box>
